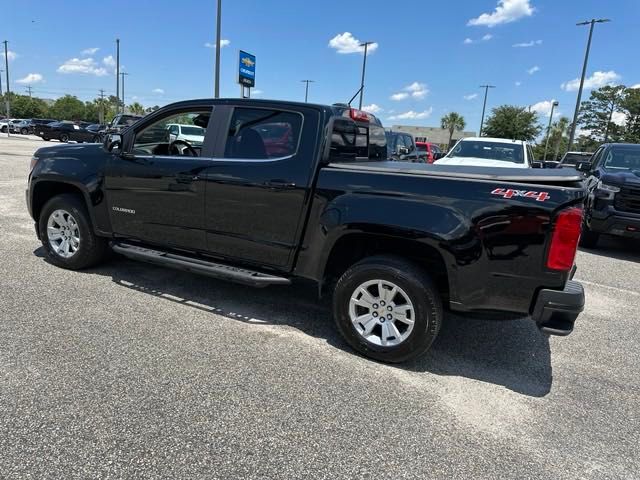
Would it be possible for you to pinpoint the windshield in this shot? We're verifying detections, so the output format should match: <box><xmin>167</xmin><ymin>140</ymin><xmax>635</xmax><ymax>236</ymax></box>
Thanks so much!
<box><xmin>562</xmin><ymin>153</ymin><xmax>592</xmax><ymax>165</ymax></box>
<box><xmin>180</xmin><ymin>126</ymin><xmax>204</xmax><ymax>136</ymax></box>
<box><xmin>603</xmin><ymin>148</ymin><xmax>640</xmax><ymax>172</ymax></box>
<box><xmin>447</xmin><ymin>140</ymin><xmax>525</xmax><ymax>164</ymax></box>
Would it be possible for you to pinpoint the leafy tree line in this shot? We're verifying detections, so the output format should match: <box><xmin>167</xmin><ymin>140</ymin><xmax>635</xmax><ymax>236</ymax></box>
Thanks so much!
<box><xmin>0</xmin><ymin>92</ymin><xmax>158</xmax><ymax>124</ymax></box>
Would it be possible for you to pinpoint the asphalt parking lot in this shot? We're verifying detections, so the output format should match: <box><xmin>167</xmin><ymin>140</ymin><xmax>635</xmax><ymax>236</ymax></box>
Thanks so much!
<box><xmin>1</xmin><ymin>135</ymin><xmax>639</xmax><ymax>479</ymax></box>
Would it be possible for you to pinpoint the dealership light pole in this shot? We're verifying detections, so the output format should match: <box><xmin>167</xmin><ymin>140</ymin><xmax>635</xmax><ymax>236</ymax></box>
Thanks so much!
<box><xmin>479</xmin><ymin>84</ymin><xmax>495</xmax><ymax>136</ymax></box>
<box><xmin>116</xmin><ymin>38</ymin><xmax>120</xmax><ymax>110</ymax></box>
<box><xmin>214</xmin><ymin>0</ymin><xmax>222</xmax><ymax>98</ymax></box>
<box><xmin>301</xmin><ymin>79</ymin><xmax>314</xmax><ymax>102</ymax></box>
<box><xmin>3</xmin><ymin>40</ymin><xmax>10</xmax><ymax>118</ymax></box>
<box><xmin>358</xmin><ymin>42</ymin><xmax>374</xmax><ymax>110</ymax></box>
<box><xmin>543</xmin><ymin>100</ymin><xmax>559</xmax><ymax>160</ymax></box>
<box><xmin>567</xmin><ymin>18</ymin><xmax>610</xmax><ymax>151</ymax></box>
<box><xmin>0</xmin><ymin>69</ymin><xmax>3</xmax><ymax>97</ymax></box>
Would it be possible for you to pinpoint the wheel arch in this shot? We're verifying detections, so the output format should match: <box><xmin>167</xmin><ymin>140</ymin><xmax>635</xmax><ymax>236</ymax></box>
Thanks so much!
<box><xmin>31</xmin><ymin>180</ymin><xmax>97</xmax><ymax>230</ymax></box>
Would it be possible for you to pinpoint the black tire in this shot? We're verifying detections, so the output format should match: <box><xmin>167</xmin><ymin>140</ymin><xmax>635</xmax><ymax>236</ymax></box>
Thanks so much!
<box><xmin>21</xmin><ymin>127</ymin><xmax>29</xmax><ymax>135</ymax></box>
<box><xmin>93</xmin><ymin>135</ymin><xmax>101</xmax><ymax>143</ymax></box>
<box><xmin>42</xmin><ymin>137</ymin><xmax>50</xmax><ymax>141</ymax></box>
<box><xmin>580</xmin><ymin>224</ymin><xmax>599</xmax><ymax>248</ymax></box>
<box><xmin>333</xmin><ymin>255</ymin><xmax>443</xmax><ymax>363</ymax></box>
<box><xmin>60</xmin><ymin>133</ymin><xmax>69</xmax><ymax>143</ymax></box>
<box><xmin>0</xmin><ymin>126</ymin><xmax>6</xmax><ymax>133</ymax></box>
<box><xmin>38</xmin><ymin>194</ymin><xmax>109</xmax><ymax>270</ymax></box>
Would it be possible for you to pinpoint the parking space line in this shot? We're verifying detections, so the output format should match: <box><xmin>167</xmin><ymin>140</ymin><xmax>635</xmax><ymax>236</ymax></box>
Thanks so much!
<box><xmin>575</xmin><ymin>278</ymin><xmax>640</xmax><ymax>296</ymax></box>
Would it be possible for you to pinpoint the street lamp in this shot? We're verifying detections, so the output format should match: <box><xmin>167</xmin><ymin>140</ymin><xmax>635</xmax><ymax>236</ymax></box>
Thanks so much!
<box><xmin>301</xmin><ymin>80</ymin><xmax>314</xmax><ymax>102</ymax></box>
<box><xmin>358</xmin><ymin>41</ymin><xmax>375</xmax><ymax>110</ymax></box>
<box><xmin>120</xmin><ymin>72</ymin><xmax>129</xmax><ymax>113</ymax></box>
<box><xmin>3</xmin><ymin>40</ymin><xmax>10</xmax><ymax>118</ymax></box>
<box><xmin>567</xmin><ymin>18</ymin><xmax>610</xmax><ymax>151</ymax></box>
<box><xmin>214</xmin><ymin>0</ymin><xmax>222</xmax><ymax>98</ymax></box>
<box><xmin>543</xmin><ymin>100</ymin><xmax>559</xmax><ymax>160</ymax></box>
<box><xmin>479</xmin><ymin>85</ymin><xmax>495</xmax><ymax>136</ymax></box>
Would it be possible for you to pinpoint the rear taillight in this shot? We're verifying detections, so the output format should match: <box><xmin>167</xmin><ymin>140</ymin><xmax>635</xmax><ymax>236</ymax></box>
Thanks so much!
<box><xmin>349</xmin><ymin>108</ymin><xmax>371</xmax><ymax>122</ymax></box>
<box><xmin>546</xmin><ymin>207</ymin><xmax>583</xmax><ymax>271</ymax></box>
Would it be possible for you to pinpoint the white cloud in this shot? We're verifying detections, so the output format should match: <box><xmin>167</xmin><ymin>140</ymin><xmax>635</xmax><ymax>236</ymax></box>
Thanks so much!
<box><xmin>611</xmin><ymin>111</ymin><xmax>627</xmax><ymax>126</ymax></box>
<box><xmin>388</xmin><ymin>108</ymin><xmax>433</xmax><ymax>121</ymax></box>
<box><xmin>152</xmin><ymin>88</ymin><xmax>164</xmax><ymax>94</ymax></box>
<box><xmin>16</xmin><ymin>73</ymin><xmax>44</xmax><ymax>85</ymax></box>
<box><xmin>362</xmin><ymin>104</ymin><xmax>382</xmax><ymax>114</ymax></box>
<box><xmin>468</xmin><ymin>0</ymin><xmax>534</xmax><ymax>27</ymax></box>
<box><xmin>515</xmin><ymin>81</ymin><xmax>522</xmax><ymax>86</ymax></box>
<box><xmin>631</xmin><ymin>84</ymin><xmax>640</xmax><ymax>89</ymax></box>
<box><xmin>103</xmin><ymin>55</ymin><xmax>116</xmax><ymax>68</ymax></box>
<box><xmin>512</xmin><ymin>39</ymin><xmax>542</xmax><ymax>47</ymax></box>
<box><xmin>328</xmin><ymin>32</ymin><xmax>378</xmax><ymax>54</ymax></box>
<box><xmin>1</xmin><ymin>50</ymin><xmax>17</xmax><ymax>62</ymax></box>
<box><xmin>463</xmin><ymin>93</ymin><xmax>478</xmax><ymax>100</ymax></box>
<box><xmin>81</xmin><ymin>47</ymin><xmax>99</xmax><ymax>55</ymax></box>
<box><xmin>391</xmin><ymin>82</ymin><xmax>429</xmax><ymax>101</ymax></box>
<box><xmin>463</xmin><ymin>38</ymin><xmax>473</xmax><ymax>45</ymax></box>
<box><xmin>390</xmin><ymin>92</ymin><xmax>409</xmax><ymax>101</ymax></box>
<box><xmin>482</xmin><ymin>34</ymin><xmax>493</xmax><ymax>41</ymax></box>
<box><xmin>251</xmin><ymin>89</ymin><xmax>263</xmax><ymax>96</ymax></box>
<box><xmin>527</xmin><ymin>65</ymin><xmax>540</xmax><ymax>75</ymax></box>
<box><xmin>204</xmin><ymin>39</ymin><xmax>231</xmax><ymax>48</ymax></box>
<box><xmin>561</xmin><ymin>70</ymin><xmax>621</xmax><ymax>91</ymax></box>
<box><xmin>57</xmin><ymin>57</ymin><xmax>107</xmax><ymax>76</ymax></box>
<box><xmin>530</xmin><ymin>100</ymin><xmax>560</xmax><ymax>117</ymax></box>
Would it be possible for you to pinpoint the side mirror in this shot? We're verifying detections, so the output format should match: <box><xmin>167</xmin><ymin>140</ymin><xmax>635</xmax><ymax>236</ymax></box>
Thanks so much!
<box><xmin>104</xmin><ymin>133</ymin><xmax>122</xmax><ymax>152</ymax></box>
<box><xmin>433</xmin><ymin>152</ymin><xmax>445</xmax><ymax>161</ymax></box>
<box><xmin>576</xmin><ymin>161</ymin><xmax>592</xmax><ymax>173</ymax></box>
<box><xmin>398</xmin><ymin>146</ymin><xmax>409</xmax><ymax>155</ymax></box>
<box><xmin>531</xmin><ymin>161</ymin><xmax>543</xmax><ymax>169</ymax></box>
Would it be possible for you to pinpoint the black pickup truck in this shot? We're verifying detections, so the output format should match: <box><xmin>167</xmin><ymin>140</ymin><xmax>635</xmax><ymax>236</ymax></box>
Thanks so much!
<box><xmin>27</xmin><ymin>99</ymin><xmax>586</xmax><ymax>362</ymax></box>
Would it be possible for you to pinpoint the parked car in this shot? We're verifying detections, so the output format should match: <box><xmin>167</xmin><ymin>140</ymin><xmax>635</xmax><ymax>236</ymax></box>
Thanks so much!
<box><xmin>27</xmin><ymin>119</ymin><xmax>58</xmax><ymax>134</ymax></box>
<box><xmin>558</xmin><ymin>151</ymin><xmax>594</xmax><ymax>169</ymax></box>
<box><xmin>102</xmin><ymin>114</ymin><xmax>143</xmax><ymax>136</ymax></box>
<box><xmin>0</xmin><ymin>119</ymin><xmax>10</xmax><ymax>133</ymax></box>
<box><xmin>27</xmin><ymin>99</ymin><xmax>586</xmax><ymax>363</ymax></box>
<box><xmin>386</xmin><ymin>131</ymin><xmax>419</xmax><ymax>162</ymax></box>
<box><xmin>435</xmin><ymin>137</ymin><xmax>538</xmax><ymax>168</ymax></box>
<box><xmin>577</xmin><ymin>143</ymin><xmax>640</xmax><ymax>248</ymax></box>
<box><xmin>85</xmin><ymin>124</ymin><xmax>107</xmax><ymax>142</ymax></box>
<box><xmin>166</xmin><ymin>123</ymin><xmax>206</xmax><ymax>146</ymax></box>
<box><xmin>416</xmin><ymin>141</ymin><xmax>445</xmax><ymax>164</ymax></box>
<box><xmin>34</xmin><ymin>121</ymin><xmax>98</xmax><ymax>143</ymax></box>
<box><xmin>7</xmin><ymin>119</ymin><xmax>25</xmax><ymax>133</ymax></box>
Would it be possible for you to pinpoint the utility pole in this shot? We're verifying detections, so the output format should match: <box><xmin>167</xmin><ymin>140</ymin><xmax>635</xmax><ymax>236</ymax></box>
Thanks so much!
<box><xmin>567</xmin><ymin>18</ymin><xmax>610</xmax><ymax>151</ymax></box>
<box><xmin>214</xmin><ymin>0</ymin><xmax>222</xmax><ymax>98</ymax></box>
<box><xmin>3</xmin><ymin>40</ymin><xmax>10</xmax><ymax>118</ymax></box>
<box><xmin>543</xmin><ymin>100</ymin><xmax>559</xmax><ymax>160</ymax></box>
<box><xmin>25</xmin><ymin>85</ymin><xmax>33</xmax><ymax>98</ymax></box>
<box><xmin>116</xmin><ymin>39</ymin><xmax>120</xmax><ymax>111</ymax></box>
<box><xmin>301</xmin><ymin>80</ymin><xmax>314</xmax><ymax>102</ymax></box>
<box><xmin>98</xmin><ymin>89</ymin><xmax>106</xmax><ymax>124</ymax></box>
<box><xmin>0</xmin><ymin>69</ymin><xmax>3</xmax><ymax>98</ymax></box>
<box><xmin>479</xmin><ymin>84</ymin><xmax>495</xmax><ymax>136</ymax></box>
<box><xmin>358</xmin><ymin>41</ymin><xmax>374</xmax><ymax>110</ymax></box>
<box><xmin>120</xmin><ymin>72</ymin><xmax>129</xmax><ymax>113</ymax></box>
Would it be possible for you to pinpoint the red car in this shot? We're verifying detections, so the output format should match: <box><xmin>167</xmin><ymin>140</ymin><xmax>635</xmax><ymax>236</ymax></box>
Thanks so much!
<box><xmin>416</xmin><ymin>142</ymin><xmax>443</xmax><ymax>163</ymax></box>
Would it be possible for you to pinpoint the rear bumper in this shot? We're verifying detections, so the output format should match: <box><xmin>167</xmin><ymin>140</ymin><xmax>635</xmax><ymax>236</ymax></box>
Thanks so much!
<box><xmin>531</xmin><ymin>280</ymin><xmax>585</xmax><ymax>336</ymax></box>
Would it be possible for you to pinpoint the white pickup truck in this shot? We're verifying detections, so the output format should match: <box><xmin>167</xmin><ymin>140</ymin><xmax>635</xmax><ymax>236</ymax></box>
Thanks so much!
<box><xmin>435</xmin><ymin>137</ymin><xmax>537</xmax><ymax>169</ymax></box>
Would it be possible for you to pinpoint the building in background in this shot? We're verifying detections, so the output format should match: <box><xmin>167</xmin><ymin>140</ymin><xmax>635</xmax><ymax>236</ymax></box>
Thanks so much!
<box><xmin>389</xmin><ymin>125</ymin><xmax>476</xmax><ymax>149</ymax></box>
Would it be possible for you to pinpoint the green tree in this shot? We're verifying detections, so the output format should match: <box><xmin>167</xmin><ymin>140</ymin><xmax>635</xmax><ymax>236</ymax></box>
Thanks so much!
<box><xmin>49</xmin><ymin>95</ymin><xmax>86</xmax><ymax>121</ymax></box>
<box><xmin>621</xmin><ymin>87</ymin><xmax>640</xmax><ymax>143</ymax></box>
<box><xmin>6</xmin><ymin>94</ymin><xmax>49</xmax><ymax>118</ymax></box>
<box><xmin>578</xmin><ymin>85</ymin><xmax>626</xmax><ymax>143</ymax></box>
<box><xmin>482</xmin><ymin>105</ymin><xmax>542</xmax><ymax>141</ymax></box>
<box><xmin>128</xmin><ymin>102</ymin><xmax>145</xmax><ymax>115</ymax></box>
<box><xmin>83</xmin><ymin>101</ymin><xmax>99</xmax><ymax>123</ymax></box>
<box><xmin>440</xmin><ymin>112</ymin><xmax>466</xmax><ymax>147</ymax></box>
<box><xmin>145</xmin><ymin>105</ymin><xmax>160</xmax><ymax>114</ymax></box>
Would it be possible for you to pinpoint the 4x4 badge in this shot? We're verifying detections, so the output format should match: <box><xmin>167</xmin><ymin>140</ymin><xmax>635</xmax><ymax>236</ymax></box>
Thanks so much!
<box><xmin>491</xmin><ymin>188</ymin><xmax>550</xmax><ymax>202</ymax></box>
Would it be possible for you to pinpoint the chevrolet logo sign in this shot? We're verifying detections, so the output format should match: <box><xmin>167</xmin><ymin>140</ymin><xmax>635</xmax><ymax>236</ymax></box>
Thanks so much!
<box><xmin>241</xmin><ymin>57</ymin><xmax>255</xmax><ymax>67</ymax></box>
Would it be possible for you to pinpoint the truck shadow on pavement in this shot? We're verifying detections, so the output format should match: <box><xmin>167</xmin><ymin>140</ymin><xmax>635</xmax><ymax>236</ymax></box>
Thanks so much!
<box><xmin>579</xmin><ymin>236</ymin><xmax>640</xmax><ymax>263</ymax></box>
<box><xmin>37</xmin><ymin>249</ymin><xmax>553</xmax><ymax>398</ymax></box>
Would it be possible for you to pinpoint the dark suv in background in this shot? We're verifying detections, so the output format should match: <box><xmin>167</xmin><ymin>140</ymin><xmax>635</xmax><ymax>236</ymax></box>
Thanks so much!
<box><xmin>578</xmin><ymin>143</ymin><xmax>640</xmax><ymax>247</ymax></box>
<box><xmin>386</xmin><ymin>131</ymin><xmax>419</xmax><ymax>162</ymax></box>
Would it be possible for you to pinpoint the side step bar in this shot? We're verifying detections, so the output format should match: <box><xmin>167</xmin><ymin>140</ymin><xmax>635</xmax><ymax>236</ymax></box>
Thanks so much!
<box><xmin>111</xmin><ymin>243</ymin><xmax>291</xmax><ymax>288</ymax></box>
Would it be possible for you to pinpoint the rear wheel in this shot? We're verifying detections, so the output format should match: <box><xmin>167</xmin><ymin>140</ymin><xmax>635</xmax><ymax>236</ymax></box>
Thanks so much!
<box><xmin>0</xmin><ymin>126</ymin><xmax>6</xmax><ymax>133</ymax></box>
<box><xmin>60</xmin><ymin>133</ymin><xmax>69</xmax><ymax>143</ymax></box>
<box><xmin>21</xmin><ymin>127</ymin><xmax>29</xmax><ymax>135</ymax></box>
<box><xmin>38</xmin><ymin>194</ymin><xmax>109</xmax><ymax>270</ymax></box>
<box><xmin>333</xmin><ymin>255</ymin><xmax>443</xmax><ymax>363</ymax></box>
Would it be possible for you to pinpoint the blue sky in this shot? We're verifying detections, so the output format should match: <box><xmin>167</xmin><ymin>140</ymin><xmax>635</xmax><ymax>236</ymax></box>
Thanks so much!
<box><xmin>2</xmin><ymin>0</ymin><xmax>639</xmax><ymax>132</ymax></box>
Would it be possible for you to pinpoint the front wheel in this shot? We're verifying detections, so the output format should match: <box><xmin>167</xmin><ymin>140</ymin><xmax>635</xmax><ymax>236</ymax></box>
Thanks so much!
<box><xmin>60</xmin><ymin>133</ymin><xmax>69</xmax><ymax>143</ymax></box>
<box><xmin>21</xmin><ymin>127</ymin><xmax>29</xmax><ymax>135</ymax></box>
<box><xmin>38</xmin><ymin>194</ymin><xmax>109</xmax><ymax>270</ymax></box>
<box><xmin>333</xmin><ymin>255</ymin><xmax>443</xmax><ymax>363</ymax></box>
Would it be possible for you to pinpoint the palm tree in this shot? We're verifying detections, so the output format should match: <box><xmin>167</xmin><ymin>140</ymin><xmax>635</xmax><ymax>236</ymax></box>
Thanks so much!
<box><xmin>441</xmin><ymin>112</ymin><xmax>466</xmax><ymax>148</ymax></box>
<box><xmin>552</xmin><ymin>117</ymin><xmax>570</xmax><ymax>160</ymax></box>
<box><xmin>128</xmin><ymin>102</ymin><xmax>146</xmax><ymax>116</ymax></box>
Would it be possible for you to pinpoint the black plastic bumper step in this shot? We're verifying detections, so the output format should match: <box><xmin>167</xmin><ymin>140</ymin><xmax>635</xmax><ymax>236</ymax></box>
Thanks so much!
<box><xmin>111</xmin><ymin>243</ymin><xmax>291</xmax><ymax>288</ymax></box>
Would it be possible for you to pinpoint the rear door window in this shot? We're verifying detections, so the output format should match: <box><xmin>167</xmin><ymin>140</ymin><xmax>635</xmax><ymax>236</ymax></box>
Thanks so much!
<box><xmin>224</xmin><ymin>108</ymin><xmax>303</xmax><ymax>159</ymax></box>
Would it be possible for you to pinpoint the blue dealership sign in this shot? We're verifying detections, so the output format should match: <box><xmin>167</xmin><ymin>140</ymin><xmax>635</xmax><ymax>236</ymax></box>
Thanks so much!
<box><xmin>238</xmin><ymin>50</ymin><xmax>256</xmax><ymax>88</ymax></box>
